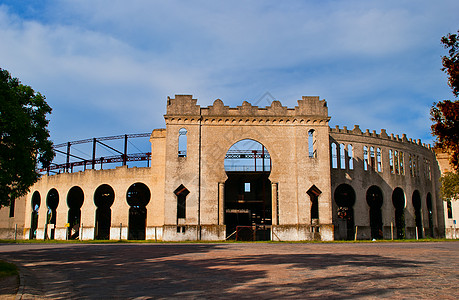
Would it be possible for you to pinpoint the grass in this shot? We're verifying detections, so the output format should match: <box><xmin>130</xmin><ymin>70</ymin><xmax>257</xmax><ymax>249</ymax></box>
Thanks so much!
<box><xmin>0</xmin><ymin>260</ymin><xmax>18</xmax><ymax>279</ymax></box>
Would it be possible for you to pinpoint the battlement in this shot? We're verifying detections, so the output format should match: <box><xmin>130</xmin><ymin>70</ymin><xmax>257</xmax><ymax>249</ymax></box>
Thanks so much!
<box><xmin>165</xmin><ymin>95</ymin><xmax>329</xmax><ymax>119</ymax></box>
<box><xmin>330</xmin><ymin>125</ymin><xmax>432</xmax><ymax>150</ymax></box>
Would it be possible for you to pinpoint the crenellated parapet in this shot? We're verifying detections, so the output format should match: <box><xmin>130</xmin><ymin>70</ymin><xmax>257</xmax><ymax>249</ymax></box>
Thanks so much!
<box><xmin>330</xmin><ymin>125</ymin><xmax>432</xmax><ymax>150</ymax></box>
<box><xmin>165</xmin><ymin>95</ymin><xmax>330</xmax><ymax>125</ymax></box>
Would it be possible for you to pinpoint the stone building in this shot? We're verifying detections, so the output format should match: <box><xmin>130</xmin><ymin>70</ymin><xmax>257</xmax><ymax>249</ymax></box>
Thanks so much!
<box><xmin>0</xmin><ymin>95</ymin><xmax>446</xmax><ymax>241</ymax></box>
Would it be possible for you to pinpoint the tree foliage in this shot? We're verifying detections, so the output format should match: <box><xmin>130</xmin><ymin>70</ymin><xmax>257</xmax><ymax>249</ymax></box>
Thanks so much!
<box><xmin>431</xmin><ymin>30</ymin><xmax>459</xmax><ymax>171</ymax></box>
<box><xmin>0</xmin><ymin>68</ymin><xmax>54</xmax><ymax>207</ymax></box>
<box><xmin>440</xmin><ymin>172</ymin><xmax>459</xmax><ymax>201</ymax></box>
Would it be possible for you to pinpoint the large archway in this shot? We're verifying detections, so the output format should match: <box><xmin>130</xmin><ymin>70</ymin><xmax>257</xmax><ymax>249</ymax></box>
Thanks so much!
<box><xmin>46</xmin><ymin>188</ymin><xmax>59</xmax><ymax>239</ymax></box>
<box><xmin>30</xmin><ymin>191</ymin><xmax>41</xmax><ymax>239</ymax></box>
<box><xmin>366</xmin><ymin>185</ymin><xmax>383</xmax><ymax>239</ymax></box>
<box><xmin>67</xmin><ymin>186</ymin><xmax>84</xmax><ymax>239</ymax></box>
<box><xmin>392</xmin><ymin>187</ymin><xmax>406</xmax><ymax>239</ymax></box>
<box><xmin>126</xmin><ymin>183</ymin><xmax>151</xmax><ymax>240</ymax></box>
<box><xmin>334</xmin><ymin>184</ymin><xmax>356</xmax><ymax>240</ymax></box>
<box><xmin>224</xmin><ymin>139</ymin><xmax>271</xmax><ymax>241</ymax></box>
<box><xmin>94</xmin><ymin>184</ymin><xmax>115</xmax><ymax>240</ymax></box>
<box><xmin>412</xmin><ymin>190</ymin><xmax>423</xmax><ymax>239</ymax></box>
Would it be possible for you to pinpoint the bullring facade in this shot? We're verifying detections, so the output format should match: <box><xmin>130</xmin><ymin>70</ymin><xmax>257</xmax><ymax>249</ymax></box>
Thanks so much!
<box><xmin>0</xmin><ymin>95</ymin><xmax>446</xmax><ymax>241</ymax></box>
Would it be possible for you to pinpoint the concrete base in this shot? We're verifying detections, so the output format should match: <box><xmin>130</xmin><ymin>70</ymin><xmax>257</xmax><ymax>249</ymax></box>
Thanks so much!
<box><xmin>271</xmin><ymin>224</ymin><xmax>334</xmax><ymax>241</ymax></box>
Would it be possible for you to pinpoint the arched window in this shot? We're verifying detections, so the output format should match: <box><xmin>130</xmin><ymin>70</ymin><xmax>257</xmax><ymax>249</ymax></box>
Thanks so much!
<box><xmin>363</xmin><ymin>146</ymin><xmax>369</xmax><ymax>171</ymax></box>
<box><xmin>178</xmin><ymin>128</ymin><xmax>187</xmax><ymax>157</ymax></box>
<box><xmin>340</xmin><ymin>144</ymin><xmax>346</xmax><ymax>169</ymax></box>
<box><xmin>175</xmin><ymin>185</ymin><xmax>189</xmax><ymax>219</ymax></box>
<box><xmin>399</xmin><ymin>151</ymin><xmax>404</xmax><ymax>175</ymax></box>
<box><xmin>308</xmin><ymin>129</ymin><xmax>316</xmax><ymax>158</ymax></box>
<box><xmin>376</xmin><ymin>148</ymin><xmax>382</xmax><ymax>172</ymax></box>
<box><xmin>348</xmin><ymin>144</ymin><xmax>354</xmax><ymax>170</ymax></box>
<box><xmin>409</xmin><ymin>154</ymin><xmax>413</xmax><ymax>176</ymax></box>
<box><xmin>389</xmin><ymin>150</ymin><xmax>394</xmax><ymax>174</ymax></box>
<box><xmin>394</xmin><ymin>150</ymin><xmax>399</xmax><ymax>174</ymax></box>
<box><xmin>370</xmin><ymin>147</ymin><xmax>375</xmax><ymax>171</ymax></box>
<box><xmin>307</xmin><ymin>185</ymin><xmax>321</xmax><ymax>220</ymax></box>
<box><xmin>331</xmin><ymin>143</ymin><xmax>338</xmax><ymax>169</ymax></box>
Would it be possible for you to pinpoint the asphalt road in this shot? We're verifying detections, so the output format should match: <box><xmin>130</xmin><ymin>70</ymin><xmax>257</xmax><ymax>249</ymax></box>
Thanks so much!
<box><xmin>1</xmin><ymin>241</ymin><xmax>458</xmax><ymax>299</ymax></box>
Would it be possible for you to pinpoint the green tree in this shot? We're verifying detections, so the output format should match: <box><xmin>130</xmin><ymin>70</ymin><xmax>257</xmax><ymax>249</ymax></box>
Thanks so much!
<box><xmin>0</xmin><ymin>68</ymin><xmax>54</xmax><ymax>207</ymax></box>
<box><xmin>440</xmin><ymin>172</ymin><xmax>459</xmax><ymax>201</ymax></box>
<box><xmin>431</xmin><ymin>30</ymin><xmax>459</xmax><ymax>171</ymax></box>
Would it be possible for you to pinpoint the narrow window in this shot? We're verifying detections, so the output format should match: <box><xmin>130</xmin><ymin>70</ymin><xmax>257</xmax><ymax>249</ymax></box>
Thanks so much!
<box><xmin>331</xmin><ymin>143</ymin><xmax>338</xmax><ymax>169</ymax></box>
<box><xmin>394</xmin><ymin>150</ymin><xmax>399</xmax><ymax>174</ymax></box>
<box><xmin>348</xmin><ymin>144</ymin><xmax>354</xmax><ymax>170</ymax></box>
<box><xmin>409</xmin><ymin>154</ymin><xmax>413</xmax><ymax>176</ymax></box>
<box><xmin>9</xmin><ymin>198</ymin><xmax>15</xmax><ymax>218</ymax></box>
<box><xmin>175</xmin><ymin>185</ymin><xmax>189</xmax><ymax>219</ymax></box>
<box><xmin>178</xmin><ymin>128</ymin><xmax>187</xmax><ymax>157</ymax></box>
<box><xmin>389</xmin><ymin>150</ymin><xmax>394</xmax><ymax>174</ymax></box>
<box><xmin>447</xmin><ymin>201</ymin><xmax>453</xmax><ymax>219</ymax></box>
<box><xmin>399</xmin><ymin>151</ymin><xmax>404</xmax><ymax>175</ymax></box>
<box><xmin>363</xmin><ymin>146</ymin><xmax>369</xmax><ymax>171</ymax></box>
<box><xmin>376</xmin><ymin>148</ymin><xmax>382</xmax><ymax>172</ymax></box>
<box><xmin>308</xmin><ymin>130</ymin><xmax>316</xmax><ymax>158</ymax></box>
<box><xmin>244</xmin><ymin>182</ymin><xmax>251</xmax><ymax>193</ymax></box>
<box><xmin>340</xmin><ymin>144</ymin><xmax>346</xmax><ymax>169</ymax></box>
<box><xmin>307</xmin><ymin>185</ymin><xmax>322</xmax><ymax>220</ymax></box>
<box><xmin>370</xmin><ymin>147</ymin><xmax>375</xmax><ymax>171</ymax></box>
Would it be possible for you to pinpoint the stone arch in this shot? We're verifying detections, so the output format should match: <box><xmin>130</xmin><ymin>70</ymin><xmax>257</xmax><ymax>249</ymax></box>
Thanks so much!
<box><xmin>366</xmin><ymin>185</ymin><xmax>383</xmax><ymax>239</ymax></box>
<box><xmin>392</xmin><ymin>187</ymin><xmax>406</xmax><ymax>239</ymax></box>
<box><xmin>94</xmin><ymin>184</ymin><xmax>115</xmax><ymax>240</ymax></box>
<box><xmin>30</xmin><ymin>191</ymin><xmax>41</xmax><ymax>239</ymax></box>
<box><xmin>334</xmin><ymin>184</ymin><xmax>356</xmax><ymax>240</ymax></box>
<box><xmin>67</xmin><ymin>186</ymin><xmax>84</xmax><ymax>240</ymax></box>
<box><xmin>224</xmin><ymin>139</ymin><xmax>271</xmax><ymax>240</ymax></box>
<box><xmin>46</xmin><ymin>188</ymin><xmax>59</xmax><ymax>239</ymax></box>
<box><xmin>126</xmin><ymin>182</ymin><xmax>151</xmax><ymax>240</ymax></box>
<box><xmin>412</xmin><ymin>190</ymin><xmax>423</xmax><ymax>239</ymax></box>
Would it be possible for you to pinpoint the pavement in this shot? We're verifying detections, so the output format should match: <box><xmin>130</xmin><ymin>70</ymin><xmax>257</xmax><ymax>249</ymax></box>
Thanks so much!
<box><xmin>0</xmin><ymin>241</ymin><xmax>458</xmax><ymax>299</ymax></box>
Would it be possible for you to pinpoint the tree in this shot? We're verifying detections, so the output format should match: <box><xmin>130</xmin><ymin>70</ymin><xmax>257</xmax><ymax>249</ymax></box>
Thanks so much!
<box><xmin>440</xmin><ymin>172</ymin><xmax>459</xmax><ymax>201</ymax></box>
<box><xmin>431</xmin><ymin>30</ymin><xmax>459</xmax><ymax>171</ymax></box>
<box><xmin>0</xmin><ymin>68</ymin><xmax>54</xmax><ymax>208</ymax></box>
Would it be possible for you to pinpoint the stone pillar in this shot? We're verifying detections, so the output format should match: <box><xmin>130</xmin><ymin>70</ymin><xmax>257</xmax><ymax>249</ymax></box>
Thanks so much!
<box><xmin>218</xmin><ymin>182</ymin><xmax>225</xmax><ymax>225</ymax></box>
<box><xmin>272</xmin><ymin>183</ymin><xmax>278</xmax><ymax>225</ymax></box>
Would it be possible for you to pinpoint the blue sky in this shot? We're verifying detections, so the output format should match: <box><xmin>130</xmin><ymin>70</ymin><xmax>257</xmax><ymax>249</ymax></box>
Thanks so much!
<box><xmin>1</xmin><ymin>0</ymin><xmax>458</xmax><ymax>150</ymax></box>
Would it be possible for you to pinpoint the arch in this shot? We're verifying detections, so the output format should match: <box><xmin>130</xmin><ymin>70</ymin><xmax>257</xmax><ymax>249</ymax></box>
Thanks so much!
<box><xmin>67</xmin><ymin>186</ymin><xmax>84</xmax><ymax>240</ymax></box>
<box><xmin>412</xmin><ymin>190</ymin><xmax>423</xmax><ymax>239</ymax></box>
<box><xmin>334</xmin><ymin>184</ymin><xmax>356</xmax><ymax>240</ymax></box>
<box><xmin>178</xmin><ymin>128</ymin><xmax>187</xmax><ymax>157</ymax></box>
<box><xmin>224</xmin><ymin>139</ymin><xmax>271</xmax><ymax>240</ymax></box>
<box><xmin>127</xmin><ymin>183</ymin><xmax>151</xmax><ymax>240</ymax></box>
<box><xmin>307</xmin><ymin>185</ymin><xmax>321</xmax><ymax>220</ymax></box>
<box><xmin>366</xmin><ymin>186</ymin><xmax>383</xmax><ymax>239</ymax></box>
<box><xmin>426</xmin><ymin>193</ymin><xmax>434</xmax><ymax>237</ymax></box>
<box><xmin>46</xmin><ymin>188</ymin><xmax>59</xmax><ymax>239</ymax></box>
<box><xmin>94</xmin><ymin>184</ymin><xmax>115</xmax><ymax>240</ymax></box>
<box><xmin>392</xmin><ymin>187</ymin><xmax>405</xmax><ymax>239</ymax></box>
<box><xmin>30</xmin><ymin>191</ymin><xmax>41</xmax><ymax>239</ymax></box>
<box><xmin>174</xmin><ymin>184</ymin><xmax>189</xmax><ymax>220</ymax></box>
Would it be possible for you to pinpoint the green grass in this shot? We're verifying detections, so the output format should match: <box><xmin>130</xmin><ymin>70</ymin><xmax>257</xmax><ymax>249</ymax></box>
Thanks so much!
<box><xmin>0</xmin><ymin>260</ymin><xmax>18</xmax><ymax>279</ymax></box>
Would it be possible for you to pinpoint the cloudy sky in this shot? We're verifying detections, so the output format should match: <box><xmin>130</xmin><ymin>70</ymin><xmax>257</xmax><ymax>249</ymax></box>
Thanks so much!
<box><xmin>1</xmin><ymin>0</ymin><xmax>458</xmax><ymax>151</ymax></box>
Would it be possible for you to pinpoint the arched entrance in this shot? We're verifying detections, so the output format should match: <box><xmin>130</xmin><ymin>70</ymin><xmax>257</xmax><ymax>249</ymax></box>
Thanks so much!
<box><xmin>334</xmin><ymin>184</ymin><xmax>356</xmax><ymax>240</ymax></box>
<box><xmin>392</xmin><ymin>187</ymin><xmax>405</xmax><ymax>239</ymax></box>
<box><xmin>46</xmin><ymin>188</ymin><xmax>59</xmax><ymax>239</ymax></box>
<box><xmin>426</xmin><ymin>193</ymin><xmax>434</xmax><ymax>237</ymax></box>
<box><xmin>94</xmin><ymin>184</ymin><xmax>115</xmax><ymax>240</ymax></box>
<box><xmin>412</xmin><ymin>190</ymin><xmax>423</xmax><ymax>239</ymax></box>
<box><xmin>366</xmin><ymin>185</ymin><xmax>383</xmax><ymax>239</ymax></box>
<box><xmin>30</xmin><ymin>191</ymin><xmax>40</xmax><ymax>239</ymax></box>
<box><xmin>126</xmin><ymin>183</ymin><xmax>151</xmax><ymax>240</ymax></box>
<box><xmin>67</xmin><ymin>186</ymin><xmax>84</xmax><ymax>239</ymax></box>
<box><xmin>224</xmin><ymin>139</ymin><xmax>271</xmax><ymax>241</ymax></box>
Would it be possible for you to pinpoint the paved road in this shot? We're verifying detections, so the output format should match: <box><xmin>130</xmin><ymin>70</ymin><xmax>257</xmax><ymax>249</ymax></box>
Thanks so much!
<box><xmin>0</xmin><ymin>242</ymin><xmax>458</xmax><ymax>299</ymax></box>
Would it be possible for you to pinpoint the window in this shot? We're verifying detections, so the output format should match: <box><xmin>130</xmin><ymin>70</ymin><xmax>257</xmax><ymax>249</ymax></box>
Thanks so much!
<box><xmin>376</xmin><ymin>148</ymin><xmax>382</xmax><ymax>172</ymax></box>
<box><xmin>307</xmin><ymin>185</ymin><xmax>322</xmax><ymax>220</ymax></box>
<box><xmin>447</xmin><ymin>201</ymin><xmax>453</xmax><ymax>219</ymax></box>
<box><xmin>331</xmin><ymin>143</ymin><xmax>338</xmax><ymax>169</ymax></box>
<box><xmin>389</xmin><ymin>150</ymin><xmax>394</xmax><ymax>174</ymax></box>
<box><xmin>370</xmin><ymin>147</ymin><xmax>375</xmax><ymax>171</ymax></box>
<box><xmin>244</xmin><ymin>182</ymin><xmax>251</xmax><ymax>193</ymax></box>
<box><xmin>399</xmin><ymin>151</ymin><xmax>404</xmax><ymax>175</ymax></box>
<box><xmin>178</xmin><ymin>128</ymin><xmax>187</xmax><ymax>157</ymax></box>
<box><xmin>363</xmin><ymin>146</ymin><xmax>369</xmax><ymax>171</ymax></box>
<box><xmin>340</xmin><ymin>144</ymin><xmax>346</xmax><ymax>169</ymax></box>
<box><xmin>174</xmin><ymin>185</ymin><xmax>189</xmax><ymax>219</ymax></box>
<box><xmin>348</xmin><ymin>144</ymin><xmax>354</xmax><ymax>170</ymax></box>
<box><xmin>308</xmin><ymin>130</ymin><xmax>316</xmax><ymax>158</ymax></box>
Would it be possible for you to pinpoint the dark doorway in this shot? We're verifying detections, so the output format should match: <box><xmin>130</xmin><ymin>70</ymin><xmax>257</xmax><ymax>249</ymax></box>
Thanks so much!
<box><xmin>224</xmin><ymin>139</ymin><xmax>271</xmax><ymax>241</ymax></box>
<box><xmin>412</xmin><ymin>190</ymin><xmax>423</xmax><ymax>239</ymax></box>
<box><xmin>94</xmin><ymin>184</ymin><xmax>115</xmax><ymax>240</ymax></box>
<box><xmin>334</xmin><ymin>184</ymin><xmax>356</xmax><ymax>240</ymax></box>
<box><xmin>67</xmin><ymin>186</ymin><xmax>84</xmax><ymax>239</ymax></box>
<box><xmin>392</xmin><ymin>187</ymin><xmax>406</xmax><ymax>239</ymax></box>
<box><xmin>46</xmin><ymin>189</ymin><xmax>59</xmax><ymax>239</ymax></box>
<box><xmin>426</xmin><ymin>193</ymin><xmax>434</xmax><ymax>237</ymax></box>
<box><xmin>30</xmin><ymin>191</ymin><xmax>40</xmax><ymax>239</ymax></box>
<box><xmin>307</xmin><ymin>185</ymin><xmax>321</xmax><ymax>220</ymax></box>
<box><xmin>366</xmin><ymin>185</ymin><xmax>383</xmax><ymax>239</ymax></box>
<box><xmin>127</xmin><ymin>183</ymin><xmax>150</xmax><ymax>240</ymax></box>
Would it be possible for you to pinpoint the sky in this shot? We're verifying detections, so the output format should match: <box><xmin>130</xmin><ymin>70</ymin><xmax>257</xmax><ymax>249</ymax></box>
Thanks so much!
<box><xmin>1</xmin><ymin>0</ymin><xmax>458</xmax><ymax>157</ymax></box>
